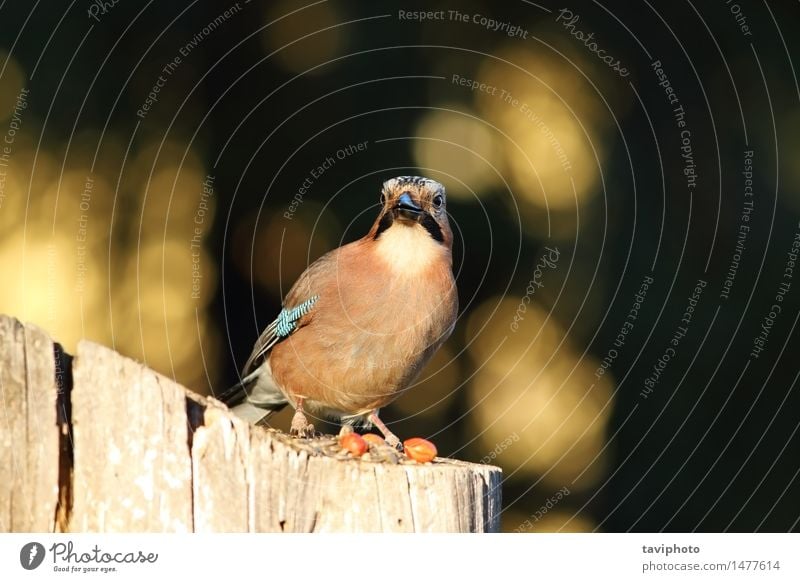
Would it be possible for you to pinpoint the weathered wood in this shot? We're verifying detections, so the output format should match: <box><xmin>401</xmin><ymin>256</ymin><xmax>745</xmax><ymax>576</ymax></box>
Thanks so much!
<box><xmin>198</xmin><ymin>412</ymin><xmax>502</xmax><ymax>533</ymax></box>
<box><xmin>70</xmin><ymin>340</ymin><xmax>193</xmax><ymax>532</ymax></box>
<box><xmin>0</xmin><ymin>316</ymin><xmax>60</xmax><ymax>532</ymax></box>
<box><xmin>0</xmin><ymin>314</ymin><xmax>502</xmax><ymax>532</ymax></box>
<box><xmin>192</xmin><ymin>405</ymin><xmax>250</xmax><ymax>532</ymax></box>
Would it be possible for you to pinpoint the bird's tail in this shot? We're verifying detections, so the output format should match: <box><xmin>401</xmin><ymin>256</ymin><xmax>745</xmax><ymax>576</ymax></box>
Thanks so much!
<box><xmin>213</xmin><ymin>370</ymin><xmax>257</xmax><ymax>407</ymax></box>
<box><xmin>230</xmin><ymin>400</ymin><xmax>281</xmax><ymax>425</ymax></box>
<box><xmin>215</xmin><ymin>366</ymin><xmax>288</xmax><ymax>425</ymax></box>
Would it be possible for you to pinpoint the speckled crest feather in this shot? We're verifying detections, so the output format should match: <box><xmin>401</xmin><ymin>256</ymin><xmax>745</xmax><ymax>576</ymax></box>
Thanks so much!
<box><xmin>383</xmin><ymin>175</ymin><xmax>445</xmax><ymax>196</ymax></box>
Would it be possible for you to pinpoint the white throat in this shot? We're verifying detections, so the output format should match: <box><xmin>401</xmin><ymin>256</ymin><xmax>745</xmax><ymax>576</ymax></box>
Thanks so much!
<box><xmin>374</xmin><ymin>223</ymin><xmax>444</xmax><ymax>275</ymax></box>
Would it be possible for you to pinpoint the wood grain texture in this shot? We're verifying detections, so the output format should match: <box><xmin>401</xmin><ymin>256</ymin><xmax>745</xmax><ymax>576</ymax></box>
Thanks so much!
<box><xmin>191</xmin><ymin>404</ymin><xmax>249</xmax><ymax>532</ymax></box>
<box><xmin>0</xmin><ymin>314</ymin><xmax>502</xmax><ymax>533</ymax></box>
<box><xmin>0</xmin><ymin>315</ymin><xmax>60</xmax><ymax>532</ymax></box>
<box><xmin>242</xmin><ymin>429</ymin><xmax>501</xmax><ymax>533</ymax></box>
<box><xmin>70</xmin><ymin>340</ymin><xmax>193</xmax><ymax>532</ymax></box>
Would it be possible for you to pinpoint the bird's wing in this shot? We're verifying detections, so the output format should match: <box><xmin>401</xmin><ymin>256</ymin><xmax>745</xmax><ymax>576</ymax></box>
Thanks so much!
<box><xmin>216</xmin><ymin>301</ymin><xmax>311</xmax><ymax>408</ymax></box>
<box><xmin>239</xmin><ymin>245</ymin><xmax>342</xmax><ymax>378</ymax></box>
<box><xmin>280</xmin><ymin>246</ymin><xmax>339</xmax><ymax>308</ymax></box>
<box><xmin>240</xmin><ymin>246</ymin><xmax>343</xmax><ymax>375</ymax></box>
<box><xmin>241</xmin><ymin>294</ymin><xmax>319</xmax><ymax>377</ymax></box>
<box><xmin>217</xmin><ymin>251</ymin><xmax>342</xmax><ymax>409</ymax></box>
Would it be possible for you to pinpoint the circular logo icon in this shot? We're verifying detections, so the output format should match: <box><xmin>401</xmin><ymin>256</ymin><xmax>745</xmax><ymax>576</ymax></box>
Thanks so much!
<box><xmin>19</xmin><ymin>542</ymin><xmax>45</xmax><ymax>570</ymax></box>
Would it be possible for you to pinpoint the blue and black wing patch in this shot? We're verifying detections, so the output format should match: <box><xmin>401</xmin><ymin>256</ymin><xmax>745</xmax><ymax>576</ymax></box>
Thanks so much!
<box><xmin>241</xmin><ymin>295</ymin><xmax>319</xmax><ymax>376</ymax></box>
<box><xmin>275</xmin><ymin>296</ymin><xmax>319</xmax><ymax>337</ymax></box>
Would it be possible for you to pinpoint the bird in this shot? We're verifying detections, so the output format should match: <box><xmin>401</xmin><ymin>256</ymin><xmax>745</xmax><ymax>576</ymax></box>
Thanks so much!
<box><xmin>220</xmin><ymin>176</ymin><xmax>458</xmax><ymax>448</ymax></box>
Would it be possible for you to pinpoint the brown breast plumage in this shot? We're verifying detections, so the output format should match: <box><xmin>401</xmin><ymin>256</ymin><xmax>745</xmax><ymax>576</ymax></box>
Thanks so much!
<box><xmin>268</xmin><ymin>231</ymin><xmax>457</xmax><ymax>417</ymax></box>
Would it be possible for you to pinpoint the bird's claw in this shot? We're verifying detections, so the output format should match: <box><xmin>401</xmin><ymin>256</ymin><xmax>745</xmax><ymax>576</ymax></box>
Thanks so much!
<box><xmin>366</xmin><ymin>411</ymin><xmax>402</xmax><ymax>450</ymax></box>
<box><xmin>290</xmin><ymin>409</ymin><xmax>315</xmax><ymax>438</ymax></box>
<box><xmin>384</xmin><ymin>433</ymin><xmax>401</xmax><ymax>451</ymax></box>
<box><xmin>290</xmin><ymin>423</ymin><xmax>315</xmax><ymax>439</ymax></box>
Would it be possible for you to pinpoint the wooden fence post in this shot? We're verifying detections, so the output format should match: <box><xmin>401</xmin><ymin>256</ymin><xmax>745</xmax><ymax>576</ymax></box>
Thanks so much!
<box><xmin>0</xmin><ymin>316</ymin><xmax>60</xmax><ymax>532</ymax></box>
<box><xmin>0</xmin><ymin>314</ymin><xmax>502</xmax><ymax>532</ymax></box>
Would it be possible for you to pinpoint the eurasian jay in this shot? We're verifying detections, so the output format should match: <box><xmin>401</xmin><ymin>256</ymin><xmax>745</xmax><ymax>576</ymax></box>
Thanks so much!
<box><xmin>221</xmin><ymin>176</ymin><xmax>458</xmax><ymax>447</ymax></box>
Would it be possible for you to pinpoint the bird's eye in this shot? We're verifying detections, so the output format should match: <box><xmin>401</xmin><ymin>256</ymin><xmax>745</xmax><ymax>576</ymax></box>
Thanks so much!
<box><xmin>433</xmin><ymin>194</ymin><xmax>444</xmax><ymax>208</ymax></box>
<box><xmin>380</xmin><ymin>192</ymin><xmax>386</xmax><ymax>205</ymax></box>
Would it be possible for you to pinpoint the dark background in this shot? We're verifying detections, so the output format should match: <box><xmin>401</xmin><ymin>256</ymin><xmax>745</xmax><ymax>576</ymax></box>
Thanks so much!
<box><xmin>0</xmin><ymin>1</ymin><xmax>798</xmax><ymax>532</ymax></box>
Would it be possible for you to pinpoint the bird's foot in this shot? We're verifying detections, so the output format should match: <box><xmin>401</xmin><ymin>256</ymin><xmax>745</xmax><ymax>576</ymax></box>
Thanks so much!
<box><xmin>383</xmin><ymin>432</ymin><xmax>401</xmax><ymax>450</ymax></box>
<box><xmin>290</xmin><ymin>409</ymin><xmax>315</xmax><ymax>438</ymax></box>
<box><xmin>367</xmin><ymin>411</ymin><xmax>402</xmax><ymax>450</ymax></box>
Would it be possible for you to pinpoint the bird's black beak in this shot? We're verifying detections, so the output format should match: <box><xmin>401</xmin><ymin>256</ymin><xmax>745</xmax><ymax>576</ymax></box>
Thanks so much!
<box><xmin>393</xmin><ymin>192</ymin><xmax>424</xmax><ymax>222</ymax></box>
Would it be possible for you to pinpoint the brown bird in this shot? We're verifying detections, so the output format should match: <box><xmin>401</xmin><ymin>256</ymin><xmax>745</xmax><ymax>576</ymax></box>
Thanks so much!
<box><xmin>221</xmin><ymin>176</ymin><xmax>458</xmax><ymax>447</ymax></box>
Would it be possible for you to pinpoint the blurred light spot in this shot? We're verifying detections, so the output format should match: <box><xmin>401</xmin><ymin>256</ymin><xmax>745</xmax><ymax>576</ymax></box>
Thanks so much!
<box><xmin>116</xmin><ymin>313</ymin><xmax>195</xmax><ymax>379</ymax></box>
<box><xmin>0</xmin><ymin>231</ymin><xmax>84</xmax><ymax>349</ymax></box>
<box><xmin>466</xmin><ymin>296</ymin><xmax>613</xmax><ymax>489</ymax></box>
<box><xmin>413</xmin><ymin>107</ymin><xmax>502</xmax><ymax>200</ymax></box>
<box><xmin>127</xmin><ymin>140</ymin><xmax>203</xmax><ymax>195</ymax></box>
<box><xmin>0</xmin><ymin>132</ymin><xmax>223</xmax><ymax>396</ymax></box>
<box><xmin>0</xmin><ymin>163</ymin><xmax>24</xmax><ymax>228</ymax></box>
<box><xmin>115</xmin><ymin>240</ymin><xmax>219</xmax><ymax>388</ymax></box>
<box><xmin>144</xmin><ymin>166</ymin><xmax>210</xmax><ymax>233</ymax></box>
<box><xmin>476</xmin><ymin>47</ymin><xmax>605</xmax><ymax>213</ymax></box>
<box><xmin>534</xmin><ymin>510</ymin><xmax>595</xmax><ymax>532</ymax></box>
<box><xmin>393</xmin><ymin>342</ymin><xmax>460</xmax><ymax>418</ymax></box>
<box><xmin>132</xmin><ymin>240</ymin><xmax>218</xmax><ymax>317</ymax></box>
<box><xmin>262</xmin><ymin>1</ymin><xmax>344</xmax><ymax>74</ymax></box>
<box><xmin>466</xmin><ymin>296</ymin><xmax>563</xmax><ymax>375</ymax></box>
<box><xmin>12</xmin><ymin>149</ymin><xmax>59</xmax><ymax>221</ymax></box>
<box><xmin>504</xmin><ymin>510</ymin><xmax>595</xmax><ymax>533</ymax></box>
<box><xmin>43</xmin><ymin>171</ymin><xmax>114</xmax><ymax>230</ymax></box>
<box><xmin>0</xmin><ymin>51</ymin><xmax>26</xmax><ymax>123</ymax></box>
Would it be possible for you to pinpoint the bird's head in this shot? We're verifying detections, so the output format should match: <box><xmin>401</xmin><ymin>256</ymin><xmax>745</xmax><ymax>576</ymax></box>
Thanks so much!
<box><xmin>370</xmin><ymin>176</ymin><xmax>452</xmax><ymax>250</ymax></box>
